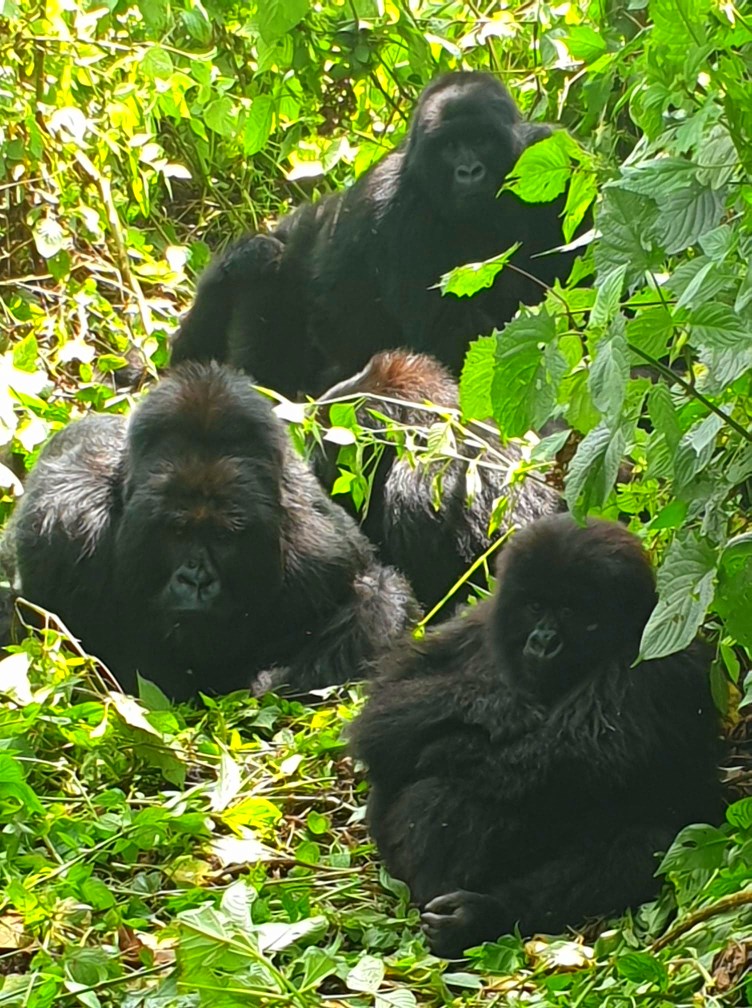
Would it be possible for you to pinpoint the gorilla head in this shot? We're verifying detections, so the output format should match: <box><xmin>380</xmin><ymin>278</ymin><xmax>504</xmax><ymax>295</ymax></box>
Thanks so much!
<box><xmin>404</xmin><ymin>72</ymin><xmax>547</xmax><ymax>222</ymax></box>
<box><xmin>115</xmin><ymin>364</ymin><xmax>285</xmax><ymax>668</ymax></box>
<box><xmin>492</xmin><ymin>515</ymin><xmax>658</xmax><ymax>699</ymax></box>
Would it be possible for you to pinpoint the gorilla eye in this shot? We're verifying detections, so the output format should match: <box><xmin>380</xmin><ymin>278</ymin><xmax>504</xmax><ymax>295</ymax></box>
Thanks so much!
<box><xmin>527</xmin><ymin>600</ymin><xmax>542</xmax><ymax>615</ymax></box>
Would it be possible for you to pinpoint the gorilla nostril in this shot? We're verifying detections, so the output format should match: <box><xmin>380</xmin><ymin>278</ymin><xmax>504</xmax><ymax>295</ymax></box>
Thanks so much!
<box><xmin>455</xmin><ymin>161</ymin><xmax>486</xmax><ymax>185</ymax></box>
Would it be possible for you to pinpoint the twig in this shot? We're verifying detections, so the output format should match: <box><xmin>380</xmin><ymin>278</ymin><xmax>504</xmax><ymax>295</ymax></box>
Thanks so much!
<box><xmin>651</xmin><ymin>890</ymin><xmax>752</xmax><ymax>952</ymax></box>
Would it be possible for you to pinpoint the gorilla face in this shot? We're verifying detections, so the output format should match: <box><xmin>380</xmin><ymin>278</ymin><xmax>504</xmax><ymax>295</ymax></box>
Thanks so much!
<box><xmin>114</xmin><ymin>365</ymin><xmax>286</xmax><ymax>664</ymax></box>
<box><xmin>492</xmin><ymin>516</ymin><xmax>657</xmax><ymax>699</ymax></box>
<box><xmin>406</xmin><ymin>75</ymin><xmax>529</xmax><ymax>223</ymax></box>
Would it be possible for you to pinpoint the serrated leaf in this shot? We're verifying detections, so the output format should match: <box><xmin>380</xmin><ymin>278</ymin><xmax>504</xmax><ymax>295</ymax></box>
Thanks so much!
<box><xmin>673</xmin><ymin>413</ymin><xmax>723</xmax><ymax>487</ymax></box>
<box><xmin>459</xmin><ymin>336</ymin><xmax>495</xmax><ymax>421</ymax></box>
<box><xmin>589</xmin><ymin>324</ymin><xmax>629</xmax><ymax>418</ymax></box>
<box><xmin>639</xmin><ymin>533</ymin><xmax>717</xmax><ymax>660</ymax></box>
<box><xmin>505</xmin><ymin>131</ymin><xmax>578</xmax><ymax>203</ymax></box>
<box><xmin>562</xmin><ymin>167</ymin><xmax>597</xmax><ymax>243</ymax></box>
<box><xmin>375</xmin><ymin>991</ymin><xmax>418</xmax><ymax>1008</ymax></box>
<box><xmin>713</xmin><ymin>533</ymin><xmax>752</xmax><ymax>647</ymax></box>
<box><xmin>688</xmin><ymin>304</ymin><xmax>750</xmax><ymax>350</ymax></box>
<box><xmin>619</xmin><ymin>158</ymin><xmax>699</xmax><ymax>199</ymax></box>
<box><xmin>440</xmin><ymin>244</ymin><xmax>520</xmax><ymax>298</ymax></box>
<box><xmin>595</xmin><ymin>188</ymin><xmax>661</xmax><ymax>285</ymax></box>
<box><xmin>346</xmin><ymin>954</ymin><xmax>385</xmax><ymax>993</ymax></box>
<box><xmin>491</xmin><ymin>315</ymin><xmax>557</xmax><ymax>437</ymax></box>
<box><xmin>653</xmin><ymin>184</ymin><xmax>724</xmax><ymax>255</ymax></box>
<box><xmin>590</xmin><ymin>264</ymin><xmax>627</xmax><ymax>329</ymax></box>
<box><xmin>647</xmin><ymin>383</ymin><xmax>680</xmax><ymax>449</ymax></box>
<box><xmin>564</xmin><ymin>422</ymin><xmax>624</xmax><ymax>515</ymax></box>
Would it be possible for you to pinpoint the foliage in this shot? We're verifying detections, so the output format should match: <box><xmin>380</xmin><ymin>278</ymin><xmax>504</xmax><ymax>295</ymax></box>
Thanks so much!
<box><xmin>1</xmin><ymin>0</ymin><xmax>752</xmax><ymax>1004</ymax></box>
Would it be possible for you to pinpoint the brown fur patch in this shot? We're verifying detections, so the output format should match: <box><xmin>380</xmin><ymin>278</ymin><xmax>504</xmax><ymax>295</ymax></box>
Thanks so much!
<box><xmin>323</xmin><ymin>350</ymin><xmax>458</xmax><ymax>408</ymax></box>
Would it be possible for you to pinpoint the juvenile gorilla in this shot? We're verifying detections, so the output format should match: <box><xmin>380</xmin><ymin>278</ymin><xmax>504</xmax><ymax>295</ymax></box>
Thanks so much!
<box><xmin>172</xmin><ymin>72</ymin><xmax>576</xmax><ymax>395</ymax></box>
<box><xmin>5</xmin><ymin>363</ymin><xmax>417</xmax><ymax>700</ymax></box>
<box><xmin>350</xmin><ymin>516</ymin><xmax>722</xmax><ymax>957</ymax></box>
<box><xmin>315</xmin><ymin>350</ymin><xmax>562</xmax><ymax>611</ymax></box>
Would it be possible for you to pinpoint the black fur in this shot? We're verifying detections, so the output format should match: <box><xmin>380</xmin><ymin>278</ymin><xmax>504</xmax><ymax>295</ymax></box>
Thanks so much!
<box><xmin>172</xmin><ymin>72</ymin><xmax>577</xmax><ymax>395</ymax></box>
<box><xmin>315</xmin><ymin>350</ymin><xmax>562</xmax><ymax>612</ymax></box>
<box><xmin>350</xmin><ymin>515</ymin><xmax>722</xmax><ymax>957</ymax></box>
<box><xmin>4</xmin><ymin>363</ymin><xmax>418</xmax><ymax>700</ymax></box>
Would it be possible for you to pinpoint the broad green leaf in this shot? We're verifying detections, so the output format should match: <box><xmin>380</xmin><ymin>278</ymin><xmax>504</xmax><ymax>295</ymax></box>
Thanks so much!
<box><xmin>713</xmin><ymin>533</ymin><xmax>752</xmax><ymax>647</ymax></box>
<box><xmin>491</xmin><ymin>315</ymin><xmax>557</xmax><ymax>437</ymax></box>
<box><xmin>595</xmin><ymin>188</ymin><xmax>661</xmax><ymax>285</ymax></box>
<box><xmin>726</xmin><ymin>797</ymin><xmax>752</xmax><ymax>830</ymax></box>
<box><xmin>140</xmin><ymin>45</ymin><xmax>173</xmax><ymax>79</ymax></box>
<box><xmin>562</xmin><ymin>167</ymin><xmax>597</xmax><ymax>242</ymax></box>
<box><xmin>346</xmin><ymin>954</ymin><xmax>385</xmax><ymax>993</ymax></box>
<box><xmin>459</xmin><ymin>336</ymin><xmax>495</xmax><ymax>421</ymax></box>
<box><xmin>657</xmin><ymin>823</ymin><xmax>728</xmax><ymax>875</ymax></box>
<box><xmin>564</xmin><ymin>24</ymin><xmax>607</xmax><ymax>62</ymax></box>
<box><xmin>440</xmin><ymin>244</ymin><xmax>520</xmax><ymax>298</ymax></box>
<box><xmin>375</xmin><ymin>992</ymin><xmax>418</xmax><ymax>1008</ymax></box>
<box><xmin>653</xmin><ymin>184</ymin><xmax>724</xmax><ymax>254</ymax></box>
<box><xmin>243</xmin><ymin>95</ymin><xmax>275</xmax><ymax>156</ymax></box>
<box><xmin>257</xmin><ymin>915</ymin><xmax>327</xmax><ymax>953</ymax></box>
<box><xmin>505</xmin><ymin>131</ymin><xmax>579</xmax><ymax>203</ymax></box>
<box><xmin>205</xmin><ymin>97</ymin><xmax>236</xmax><ymax>137</ymax></box>
<box><xmin>673</xmin><ymin>413</ymin><xmax>723</xmax><ymax>487</ymax></box>
<box><xmin>589</xmin><ymin>323</ymin><xmax>629</xmax><ymax>418</ymax></box>
<box><xmin>688</xmin><ymin>304</ymin><xmax>750</xmax><ymax>350</ymax></box>
<box><xmin>256</xmin><ymin>0</ymin><xmax>309</xmax><ymax>43</ymax></box>
<box><xmin>590</xmin><ymin>264</ymin><xmax>627</xmax><ymax>329</ymax></box>
<box><xmin>564</xmin><ymin>422</ymin><xmax>625</xmax><ymax>515</ymax></box>
<box><xmin>639</xmin><ymin>533</ymin><xmax>718</xmax><ymax>660</ymax></box>
<box><xmin>619</xmin><ymin>158</ymin><xmax>699</xmax><ymax>199</ymax></box>
<box><xmin>616</xmin><ymin>952</ymin><xmax>668</xmax><ymax>987</ymax></box>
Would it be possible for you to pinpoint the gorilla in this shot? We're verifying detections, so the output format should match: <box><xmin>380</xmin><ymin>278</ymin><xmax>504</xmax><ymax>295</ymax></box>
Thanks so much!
<box><xmin>350</xmin><ymin>515</ymin><xmax>722</xmax><ymax>957</ymax></box>
<box><xmin>172</xmin><ymin>72</ymin><xmax>578</xmax><ymax>396</ymax></box>
<box><xmin>4</xmin><ymin>363</ymin><xmax>418</xmax><ymax>700</ymax></box>
<box><xmin>314</xmin><ymin>350</ymin><xmax>562</xmax><ymax>612</ymax></box>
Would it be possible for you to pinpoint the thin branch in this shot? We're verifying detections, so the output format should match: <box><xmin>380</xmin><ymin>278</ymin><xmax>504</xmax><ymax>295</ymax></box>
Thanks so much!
<box><xmin>651</xmin><ymin>890</ymin><xmax>752</xmax><ymax>952</ymax></box>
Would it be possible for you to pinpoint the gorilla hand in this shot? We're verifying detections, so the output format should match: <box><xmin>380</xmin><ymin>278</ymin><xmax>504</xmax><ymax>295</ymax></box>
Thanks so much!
<box><xmin>421</xmin><ymin>890</ymin><xmax>510</xmax><ymax>958</ymax></box>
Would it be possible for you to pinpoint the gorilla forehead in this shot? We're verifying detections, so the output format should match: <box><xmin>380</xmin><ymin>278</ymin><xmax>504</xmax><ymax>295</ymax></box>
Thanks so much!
<box><xmin>128</xmin><ymin>361</ymin><xmax>285</xmax><ymax>465</ymax></box>
<box><xmin>497</xmin><ymin>515</ymin><xmax>655</xmax><ymax>600</ymax></box>
<box><xmin>415</xmin><ymin>72</ymin><xmax>521</xmax><ymax>134</ymax></box>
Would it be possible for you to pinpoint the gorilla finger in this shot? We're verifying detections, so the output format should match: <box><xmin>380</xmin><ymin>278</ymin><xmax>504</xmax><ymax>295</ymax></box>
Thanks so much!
<box><xmin>424</xmin><ymin>891</ymin><xmax>466</xmax><ymax>914</ymax></box>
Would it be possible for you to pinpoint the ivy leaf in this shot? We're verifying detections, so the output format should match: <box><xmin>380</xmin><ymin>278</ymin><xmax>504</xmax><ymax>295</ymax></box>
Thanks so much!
<box><xmin>639</xmin><ymin>533</ymin><xmax>718</xmax><ymax>660</ymax></box>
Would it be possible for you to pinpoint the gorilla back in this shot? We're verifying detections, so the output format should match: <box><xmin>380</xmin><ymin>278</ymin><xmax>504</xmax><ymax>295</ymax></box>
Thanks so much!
<box><xmin>351</xmin><ymin>515</ymin><xmax>722</xmax><ymax>957</ymax></box>
<box><xmin>172</xmin><ymin>72</ymin><xmax>578</xmax><ymax>395</ymax></box>
<box><xmin>7</xmin><ymin>363</ymin><xmax>418</xmax><ymax>700</ymax></box>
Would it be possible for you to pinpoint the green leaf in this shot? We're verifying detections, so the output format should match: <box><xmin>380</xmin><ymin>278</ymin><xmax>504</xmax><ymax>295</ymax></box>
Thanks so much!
<box><xmin>140</xmin><ymin>45</ymin><xmax>174</xmax><ymax>79</ymax></box>
<box><xmin>205</xmin><ymin>96</ymin><xmax>236</xmax><ymax>137</ymax></box>
<box><xmin>33</xmin><ymin>215</ymin><xmax>65</xmax><ymax>258</ymax></box>
<box><xmin>619</xmin><ymin>158</ymin><xmax>699</xmax><ymax>199</ymax></box>
<box><xmin>616</xmin><ymin>952</ymin><xmax>668</xmax><ymax>987</ymax></box>
<box><xmin>256</xmin><ymin>0</ymin><xmax>310</xmax><ymax>43</ymax></box>
<box><xmin>564</xmin><ymin>422</ymin><xmax>625</xmax><ymax>515</ymax></box>
<box><xmin>375</xmin><ymin>992</ymin><xmax>418</xmax><ymax>1008</ymax></box>
<box><xmin>440</xmin><ymin>244</ymin><xmax>520</xmax><ymax>299</ymax></box>
<box><xmin>505</xmin><ymin>131</ymin><xmax>578</xmax><ymax>203</ymax></box>
<box><xmin>674</xmin><ymin>413</ymin><xmax>723</xmax><ymax>487</ymax></box>
<box><xmin>639</xmin><ymin>533</ymin><xmax>718</xmax><ymax>660</ymax></box>
<box><xmin>595</xmin><ymin>188</ymin><xmax>661</xmax><ymax>285</ymax></box>
<box><xmin>459</xmin><ymin>336</ymin><xmax>495</xmax><ymax>421</ymax></box>
<box><xmin>590</xmin><ymin>265</ymin><xmax>627</xmax><ymax>329</ymax></box>
<box><xmin>491</xmin><ymin>315</ymin><xmax>557</xmax><ymax>437</ymax></box>
<box><xmin>688</xmin><ymin>304</ymin><xmax>750</xmax><ymax>350</ymax></box>
<box><xmin>243</xmin><ymin>95</ymin><xmax>275</xmax><ymax>156</ymax></box>
<box><xmin>654</xmin><ymin>184</ymin><xmax>725</xmax><ymax>254</ymax></box>
<box><xmin>657</xmin><ymin>823</ymin><xmax>728</xmax><ymax>875</ymax></box>
<box><xmin>346</xmin><ymin>954</ymin><xmax>385</xmax><ymax>993</ymax></box>
<box><xmin>726</xmin><ymin>797</ymin><xmax>752</xmax><ymax>830</ymax></box>
<box><xmin>589</xmin><ymin>323</ymin><xmax>629</xmax><ymax>418</ymax></box>
<box><xmin>564</xmin><ymin>24</ymin><xmax>607</xmax><ymax>62</ymax></box>
<box><xmin>713</xmin><ymin>533</ymin><xmax>752</xmax><ymax>647</ymax></box>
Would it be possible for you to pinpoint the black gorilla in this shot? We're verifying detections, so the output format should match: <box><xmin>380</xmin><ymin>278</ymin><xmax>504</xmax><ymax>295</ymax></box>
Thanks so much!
<box><xmin>314</xmin><ymin>350</ymin><xmax>562</xmax><ymax>612</ymax></box>
<box><xmin>4</xmin><ymin>363</ymin><xmax>418</xmax><ymax>700</ymax></box>
<box><xmin>172</xmin><ymin>72</ymin><xmax>577</xmax><ymax>395</ymax></box>
<box><xmin>350</xmin><ymin>515</ymin><xmax>722</xmax><ymax>957</ymax></box>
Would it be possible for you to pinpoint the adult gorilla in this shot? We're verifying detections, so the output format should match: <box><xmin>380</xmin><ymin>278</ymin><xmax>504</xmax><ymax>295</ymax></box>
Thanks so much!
<box><xmin>314</xmin><ymin>350</ymin><xmax>562</xmax><ymax>612</ymax></box>
<box><xmin>350</xmin><ymin>515</ymin><xmax>722</xmax><ymax>957</ymax></box>
<box><xmin>172</xmin><ymin>72</ymin><xmax>577</xmax><ymax>396</ymax></box>
<box><xmin>4</xmin><ymin>363</ymin><xmax>418</xmax><ymax>700</ymax></box>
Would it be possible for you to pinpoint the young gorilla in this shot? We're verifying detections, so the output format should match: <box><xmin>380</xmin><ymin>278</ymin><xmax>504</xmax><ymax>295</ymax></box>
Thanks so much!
<box><xmin>172</xmin><ymin>72</ymin><xmax>577</xmax><ymax>396</ymax></box>
<box><xmin>4</xmin><ymin>363</ymin><xmax>418</xmax><ymax>700</ymax></box>
<box><xmin>314</xmin><ymin>350</ymin><xmax>562</xmax><ymax>612</ymax></box>
<box><xmin>350</xmin><ymin>515</ymin><xmax>722</xmax><ymax>957</ymax></box>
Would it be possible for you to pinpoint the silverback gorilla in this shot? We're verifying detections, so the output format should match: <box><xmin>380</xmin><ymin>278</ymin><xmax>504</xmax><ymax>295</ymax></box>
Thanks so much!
<box><xmin>5</xmin><ymin>363</ymin><xmax>418</xmax><ymax>700</ymax></box>
<box><xmin>315</xmin><ymin>350</ymin><xmax>562</xmax><ymax>611</ymax></box>
<box><xmin>350</xmin><ymin>516</ymin><xmax>722</xmax><ymax>957</ymax></box>
<box><xmin>171</xmin><ymin>72</ymin><xmax>577</xmax><ymax>395</ymax></box>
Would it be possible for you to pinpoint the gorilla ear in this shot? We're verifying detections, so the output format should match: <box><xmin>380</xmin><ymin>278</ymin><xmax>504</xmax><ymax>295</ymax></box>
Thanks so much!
<box><xmin>515</xmin><ymin>122</ymin><xmax>553</xmax><ymax>153</ymax></box>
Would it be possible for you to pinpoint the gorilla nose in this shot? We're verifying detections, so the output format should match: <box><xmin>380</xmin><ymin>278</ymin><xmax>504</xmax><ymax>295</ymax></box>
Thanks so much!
<box><xmin>455</xmin><ymin>161</ymin><xmax>486</xmax><ymax>186</ymax></box>
<box><xmin>524</xmin><ymin>627</ymin><xmax>564</xmax><ymax>661</ymax></box>
<box><xmin>172</xmin><ymin>564</ymin><xmax>219</xmax><ymax>608</ymax></box>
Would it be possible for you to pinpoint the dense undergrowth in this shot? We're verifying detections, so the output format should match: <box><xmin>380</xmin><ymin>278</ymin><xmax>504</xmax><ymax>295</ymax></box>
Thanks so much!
<box><xmin>1</xmin><ymin>0</ymin><xmax>752</xmax><ymax>1004</ymax></box>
